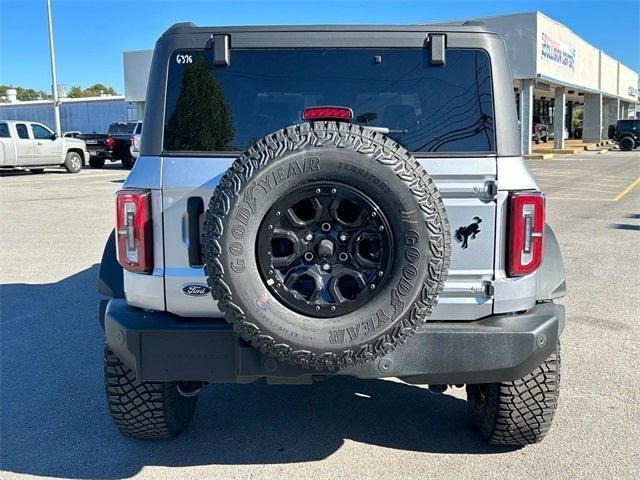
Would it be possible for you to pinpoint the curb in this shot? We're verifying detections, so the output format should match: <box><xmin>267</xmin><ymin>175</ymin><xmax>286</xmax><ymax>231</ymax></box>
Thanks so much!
<box><xmin>524</xmin><ymin>153</ymin><xmax>554</xmax><ymax>160</ymax></box>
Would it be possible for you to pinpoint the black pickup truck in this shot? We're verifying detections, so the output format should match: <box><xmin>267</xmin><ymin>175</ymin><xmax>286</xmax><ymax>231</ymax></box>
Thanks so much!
<box><xmin>80</xmin><ymin>121</ymin><xmax>142</xmax><ymax>169</ymax></box>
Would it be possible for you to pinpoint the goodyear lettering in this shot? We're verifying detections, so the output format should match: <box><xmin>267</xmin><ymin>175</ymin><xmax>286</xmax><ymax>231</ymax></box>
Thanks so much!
<box><xmin>328</xmin><ymin>308</ymin><xmax>391</xmax><ymax>345</ymax></box>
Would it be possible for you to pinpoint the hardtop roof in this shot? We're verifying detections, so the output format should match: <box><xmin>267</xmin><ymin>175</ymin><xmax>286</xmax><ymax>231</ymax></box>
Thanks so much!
<box><xmin>162</xmin><ymin>22</ymin><xmax>493</xmax><ymax>37</ymax></box>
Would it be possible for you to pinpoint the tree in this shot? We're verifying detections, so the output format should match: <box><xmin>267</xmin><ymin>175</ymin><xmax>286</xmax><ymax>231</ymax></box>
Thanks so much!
<box><xmin>0</xmin><ymin>85</ymin><xmax>50</xmax><ymax>101</ymax></box>
<box><xmin>67</xmin><ymin>83</ymin><xmax>118</xmax><ymax>98</ymax></box>
<box><xmin>164</xmin><ymin>54</ymin><xmax>234</xmax><ymax>151</ymax></box>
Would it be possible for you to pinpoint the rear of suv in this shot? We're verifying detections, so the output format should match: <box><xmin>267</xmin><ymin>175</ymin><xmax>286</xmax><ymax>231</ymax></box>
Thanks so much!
<box><xmin>99</xmin><ymin>23</ymin><xmax>566</xmax><ymax>446</ymax></box>
<box><xmin>608</xmin><ymin>119</ymin><xmax>640</xmax><ymax>151</ymax></box>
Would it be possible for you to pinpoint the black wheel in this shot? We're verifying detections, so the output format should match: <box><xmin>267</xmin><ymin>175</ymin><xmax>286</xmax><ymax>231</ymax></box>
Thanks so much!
<box><xmin>89</xmin><ymin>157</ymin><xmax>105</xmax><ymax>169</ymax></box>
<box><xmin>29</xmin><ymin>168</ymin><xmax>45</xmax><ymax>174</ymax></box>
<box><xmin>121</xmin><ymin>153</ymin><xmax>135</xmax><ymax>170</ymax></box>
<box><xmin>467</xmin><ymin>341</ymin><xmax>561</xmax><ymax>446</ymax></box>
<box><xmin>104</xmin><ymin>347</ymin><xmax>197</xmax><ymax>439</ymax></box>
<box><xmin>203</xmin><ymin>122</ymin><xmax>450</xmax><ymax>371</ymax></box>
<box><xmin>63</xmin><ymin>151</ymin><xmax>83</xmax><ymax>173</ymax></box>
<box><xmin>542</xmin><ymin>135</ymin><xmax>548</xmax><ymax>143</ymax></box>
<box><xmin>619</xmin><ymin>136</ymin><xmax>635</xmax><ymax>151</ymax></box>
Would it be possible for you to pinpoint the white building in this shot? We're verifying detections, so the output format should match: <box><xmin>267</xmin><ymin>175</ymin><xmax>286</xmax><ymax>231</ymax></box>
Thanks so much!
<box><xmin>478</xmin><ymin>12</ymin><xmax>638</xmax><ymax>153</ymax></box>
<box><xmin>122</xmin><ymin>12</ymin><xmax>639</xmax><ymax>154</ymax></box>
<box><xmin>0</xmin><ymin>96</ymin><xmax>136</xmax><ymax>134</ymax></box>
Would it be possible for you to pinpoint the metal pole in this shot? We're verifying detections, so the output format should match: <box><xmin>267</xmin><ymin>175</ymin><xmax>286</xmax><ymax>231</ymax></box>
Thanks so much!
<box><xmin>46</xmin><ymin>0</ymin><xmax>61</xmax><ymax>135</ymax></box>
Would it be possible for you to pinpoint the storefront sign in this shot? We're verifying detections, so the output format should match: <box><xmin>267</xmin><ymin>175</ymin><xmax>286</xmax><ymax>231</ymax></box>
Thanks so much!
<box><xmin>541</xmin><ymin>32</ymin><xmax>576</xmax><ymax>71</ymax></box>
<box><xmin>629</xmin><ymin>86</ymin><xmax>638</xmax><ymax>98</ymax></box>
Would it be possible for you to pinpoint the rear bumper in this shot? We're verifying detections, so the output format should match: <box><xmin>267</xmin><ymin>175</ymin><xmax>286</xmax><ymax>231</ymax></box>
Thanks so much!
<box><xmin>104</xmin><ymin>299</ymin><xmax>564</xmax><ymax>385</ymax></box>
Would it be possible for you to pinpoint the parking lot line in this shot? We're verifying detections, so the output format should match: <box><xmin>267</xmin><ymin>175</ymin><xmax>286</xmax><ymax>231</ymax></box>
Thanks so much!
<box><xmin>546</xmin><ymin>196</ymin><xmax>615</xmax><ymax>202</ymax></box>
<box><xmin>613</xmin><ymin>176</ymin><xmax>640</xmax><ymax>201</ymax></box>
<box><xmin>534</xmin><ymin>178</ymin><xmax>628</xmax><ymax>189</ymax></box>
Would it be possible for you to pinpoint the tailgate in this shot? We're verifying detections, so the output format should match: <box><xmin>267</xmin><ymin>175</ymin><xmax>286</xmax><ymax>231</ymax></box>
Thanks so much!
<box><xmin>162</xmin><ymin>156</ymin><xmax>496</xmax><ymax>320</ymax></box>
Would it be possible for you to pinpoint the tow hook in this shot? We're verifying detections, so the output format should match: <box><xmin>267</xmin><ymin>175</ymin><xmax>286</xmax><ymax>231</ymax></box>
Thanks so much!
<box><xmin>177</xmin><ymin>381</ymin><xmax>203</xmax><ymax>398</ymax></box>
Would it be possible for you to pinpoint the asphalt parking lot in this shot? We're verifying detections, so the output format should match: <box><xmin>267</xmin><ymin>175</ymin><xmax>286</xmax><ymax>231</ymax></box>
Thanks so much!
<box><xmin>1</xmin><ymin>151</ymin><xmax>639</xmax><ymax>480</ymax></box>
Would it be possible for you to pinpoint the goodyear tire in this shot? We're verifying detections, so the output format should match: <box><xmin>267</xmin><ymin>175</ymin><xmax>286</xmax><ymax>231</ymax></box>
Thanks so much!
<box><xmin>203</xmin><ymin>122</ymin><xmax>450</xmax><ymax>370</ymax></box>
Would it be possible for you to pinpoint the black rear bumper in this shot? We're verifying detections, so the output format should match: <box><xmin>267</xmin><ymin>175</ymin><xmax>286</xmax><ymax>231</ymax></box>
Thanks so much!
<box><xmin>104</xmin><ymin>299</ymin><xmax>564</xmax><ymax>385</ymax></box>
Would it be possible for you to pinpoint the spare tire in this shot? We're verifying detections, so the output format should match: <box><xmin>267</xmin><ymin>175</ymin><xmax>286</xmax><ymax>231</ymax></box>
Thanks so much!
<box><xmin>203</xmin><ymin>122</ymin><xmax>450</xmax><ymax>370</ymax></box>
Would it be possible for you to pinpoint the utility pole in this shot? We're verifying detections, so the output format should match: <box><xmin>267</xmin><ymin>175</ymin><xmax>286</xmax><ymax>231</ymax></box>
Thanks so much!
<box><xmin>46</xmin><ymin>0</ymin><xmax>61</xmax><ymax>135</ymax></box>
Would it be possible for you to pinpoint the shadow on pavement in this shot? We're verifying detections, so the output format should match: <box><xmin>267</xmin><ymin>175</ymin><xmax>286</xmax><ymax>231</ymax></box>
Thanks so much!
<box><xmin>0</xmin><ymin>266</ymin><xmax>510</xmax><ymax>479</ymax></box>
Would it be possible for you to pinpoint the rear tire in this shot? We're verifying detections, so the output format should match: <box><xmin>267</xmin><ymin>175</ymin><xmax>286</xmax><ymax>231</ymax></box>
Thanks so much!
<box><xmin>63</xmin><ymin>151</ymin><xmax>83</xmax><ymax>173</ymax></box>
<box><xmin>466</xmin><ymin>341</ymin><xmax>561</xmax><ymax>446</ymax></box>
<box><xmin>89</xmin><ymin>157</ymin><xmax>105</xmax><ymax>169</ymax></box>
<box><xmin>619</xmin><ymin>136</ymin><xmax>635</xmax><ymax>151</ymax></box>
<box><xmin>104</xmin><ymin>347</ymin><xmax>198</xmax><ymax>439</ymax></box>
<box><xmin>29</xmin><ymin>168</ymin><xmax>45</xmax><ymax>174</ymax></box>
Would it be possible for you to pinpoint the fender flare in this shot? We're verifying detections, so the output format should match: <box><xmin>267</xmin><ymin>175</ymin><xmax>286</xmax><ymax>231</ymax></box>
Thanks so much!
<box><xmin>98</xmin><ymin>229</ymin><xmax>124</xmax><ymax>298</ymax></box>
<box><xmin>537</xmin><ymin>224</ymin><xmax>566</xmax><ymax>300</ymax></box>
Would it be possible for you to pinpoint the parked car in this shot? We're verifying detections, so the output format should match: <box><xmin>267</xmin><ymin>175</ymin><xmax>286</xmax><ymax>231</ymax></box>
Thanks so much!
<box><xmin>608</xmin><ymin>119</ymin><xmax>640</xmax><ymax>151</ymax></box>
<box><xmin>532</xmin><ymin>120</ymin><xmax>549</xmax><ymax>144</ymax></box>
<box><xmin>130</xmin><ymin>126</ymin><xmax>142</xmax><ymax>160</ymax></box>
<box><xmin>0</xmin><ymin>120</ymin><xmax>88</xmax><ymax>173</ymax></box>
<box><xmin>99</xmin><ymin>23</ymin><xmax>566</xmax><ymax>446</ymax></box>
<box><xmin>548</xmin><ymin>126</ymin><xmax>569</xmax><ymax>141</ymax></box>
<box><xmin>80</xmin><ymin>121</ymin><xmax>142</xmax><ymax>169</ymax></box>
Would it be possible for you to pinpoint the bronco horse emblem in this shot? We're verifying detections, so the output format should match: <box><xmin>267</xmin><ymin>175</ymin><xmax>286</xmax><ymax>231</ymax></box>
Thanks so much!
<box><xmin>455</xmin><ymin>217</ymin><xmax>482</xmax><ymax>249</ymax></box>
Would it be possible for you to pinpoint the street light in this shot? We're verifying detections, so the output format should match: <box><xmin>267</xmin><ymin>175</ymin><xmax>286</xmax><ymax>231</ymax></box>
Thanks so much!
<box><xmin>46</xmin><ymin>0</ymin><xmax>61</xmax><ymax>136</ymax></box>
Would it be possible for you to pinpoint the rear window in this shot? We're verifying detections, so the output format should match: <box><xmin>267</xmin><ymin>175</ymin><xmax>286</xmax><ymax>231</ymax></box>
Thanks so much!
<box><xmin>15</xmin><ymin>124</ymin><xmax>29</xmax><ymax>139</ymax></box>
<box><xmin>618</xmin><ymin>120</ymin><xmax>639</xmax><ymax>129</ymax></box>
<box><xmin>164</xmin><ymin>48</ymin><xmax>495</xmax><ymax>154</ymax></box>
<box><xmin>108</xmin><ymin>123</ymin><xmax>138</xmax><ymax>135</ymax></box>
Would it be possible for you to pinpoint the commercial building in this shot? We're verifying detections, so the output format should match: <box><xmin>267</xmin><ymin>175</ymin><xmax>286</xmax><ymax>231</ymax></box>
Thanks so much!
<box><xmin>478</xmin><ymin>12</ymin><xmax>638</xmax><ymax>153</ymax></box>
<box><xmin>49</xmin><ymin>12</ymin><xmax>639</xmax><ymax>153</ymax></box>
<box><xmin>0</xmin><ymin>95</ymin><xmax>135</xmax><ymax>134</ymax></box>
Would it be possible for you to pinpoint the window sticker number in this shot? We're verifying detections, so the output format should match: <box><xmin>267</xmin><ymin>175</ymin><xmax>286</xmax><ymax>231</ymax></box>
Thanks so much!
<box><xmin>176</xmin><ymin>54</ymin><xmax>193</xmax><ymax>64</ymax></box>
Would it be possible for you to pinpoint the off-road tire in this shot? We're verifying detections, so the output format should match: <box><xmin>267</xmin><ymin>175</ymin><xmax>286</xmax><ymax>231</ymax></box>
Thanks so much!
<box><xmin>104</xmin><ymin>347</ymin><xmax>197</xmax><ymax>439</ymax></box>
<box><xmin>89</xmin><ymin>157</ymin><xmax>105</xmax><ymax>169</ymax></box>
<box><xmin>466</xmin><ymin>341</ymin><xmax>561</xmax><ymax>446</ymax></box>
<box><xmin>619</xmin><ymin>136</ymin><xmax>635</xmax><ymax>151</ymax></box>
<box><xmin>63</xmin><ymin>151</ymin><xmax>83</xmax><ymax>173</ymax></box>
<box><xmin>203</xmin><ymin>122</ymin><xmax>450</xmax><ymax>371</ymax></box>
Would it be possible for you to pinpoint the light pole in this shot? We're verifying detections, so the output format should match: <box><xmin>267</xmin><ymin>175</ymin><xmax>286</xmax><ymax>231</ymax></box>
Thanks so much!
<box><xmin>46</xmin><ymin>0</ymin><xmax>61</xmax><ymax>135</ymax></box>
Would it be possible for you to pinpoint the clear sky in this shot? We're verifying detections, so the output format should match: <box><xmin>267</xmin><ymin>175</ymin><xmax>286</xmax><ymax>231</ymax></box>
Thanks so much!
<box><xmin>0</xmin><ymin>0</ymin><xmax>638</xmax><ymax>94</ymax></box>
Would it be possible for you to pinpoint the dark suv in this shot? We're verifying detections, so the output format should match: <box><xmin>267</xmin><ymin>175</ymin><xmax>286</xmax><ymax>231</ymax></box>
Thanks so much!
<box><xmin>99</xmin><ymin>23</ymin><xmax>566</xmax><ymax>446</ymax></box>
<box><xmin>608</xmin><ymin>119</ymin><xmax>640</xmax><ymax>151</ymax></box>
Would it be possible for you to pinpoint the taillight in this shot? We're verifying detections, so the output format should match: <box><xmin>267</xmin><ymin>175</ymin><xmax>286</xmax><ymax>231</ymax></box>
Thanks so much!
<box><xmin>115</xmin><ymin>189</ymin><xmax>152</xmax><ymax>273</ymax></box>
<box><xmin>302</xmin><ymin>106</ymin><xmax>353</xmax><ymax>121</ymax></box>
<box><xmin>507</xmin><ymin>192</ymin><xmax>544</xmax><ymax>277</ymax></box>
<box><xmin>130</xmin><ymin>135</ymin><xmax>135</xmax><ymax>146</ymax></box>
<box><xmin>105</xmin><ymin>136</ymin><xmax>115</xmax><ymax>149</ymax></box>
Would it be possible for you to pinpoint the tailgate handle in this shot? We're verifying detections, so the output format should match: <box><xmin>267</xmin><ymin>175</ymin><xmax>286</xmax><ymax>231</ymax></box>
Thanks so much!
<box><xmin>187</xmin><ymin>197</ymin><xmax>204</xmax><ymax>267</ymax></box>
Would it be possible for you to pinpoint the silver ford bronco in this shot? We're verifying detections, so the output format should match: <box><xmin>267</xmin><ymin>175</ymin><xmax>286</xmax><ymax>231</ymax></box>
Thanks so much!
<box><xmin>99</xmin><ymin>22</ymin><xmax>566</xmax><ymax>446</ymax></box>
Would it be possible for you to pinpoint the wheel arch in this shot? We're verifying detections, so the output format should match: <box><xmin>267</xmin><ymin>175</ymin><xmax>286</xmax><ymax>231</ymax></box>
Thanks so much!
<box><xmin>537</xmin><ymin>224</ymin><xmax>566</xmax><ymax>301</ymax></box>
<box><xmin>65</xmin><ymin>148</ymin><xmax>85</xmax><ymax>164</ymax></box>
<box><xmin>99</xmin><ymin>229</ymin><xmax>124</xmax><ymax>299</ymax></box>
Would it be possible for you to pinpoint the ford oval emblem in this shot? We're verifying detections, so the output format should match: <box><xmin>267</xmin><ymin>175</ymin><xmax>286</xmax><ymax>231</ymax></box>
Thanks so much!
<box><xmin>181</xmin><ymin>283</ymin><xmax>211</xmax><ymax>297</ymax></box>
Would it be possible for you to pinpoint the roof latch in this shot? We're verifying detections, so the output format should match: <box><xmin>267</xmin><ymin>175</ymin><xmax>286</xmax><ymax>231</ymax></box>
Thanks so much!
<box><xmin>213</xmin><ymin>34</ymin><xmax>230</xmax><ymax>66</ymax></box>
<box><xmin>429</xmin><ymin>33</ymin><xmax>446</xmax><ymax>66</ymax></box>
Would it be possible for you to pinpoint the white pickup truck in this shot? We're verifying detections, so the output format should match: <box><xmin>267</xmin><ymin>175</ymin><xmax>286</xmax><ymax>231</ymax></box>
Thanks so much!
<box><xmin>0</xmin><ymin>120</ymin><xmax>89</xmax><ymax>174</ymax></box>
